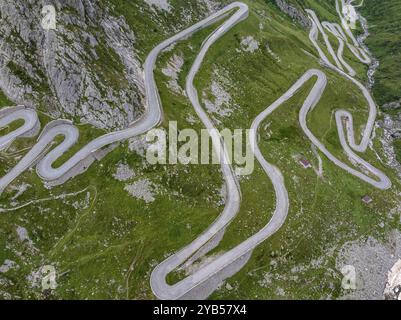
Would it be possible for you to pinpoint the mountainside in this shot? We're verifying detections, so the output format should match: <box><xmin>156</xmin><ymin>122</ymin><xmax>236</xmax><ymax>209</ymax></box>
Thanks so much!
<box><xmin>359</xmin><ymin>0</ymin><xmax>401</xmax><ymax>182</ymax></box>
<box><xmin>0</xmin><ymin>0</ymin><xmax>400</xmax><ymax>300</ymax></box>
<box><xmin>0</xmin><ymin>0</ymin><xmax>144</xmax><ymax>130</ymax></box>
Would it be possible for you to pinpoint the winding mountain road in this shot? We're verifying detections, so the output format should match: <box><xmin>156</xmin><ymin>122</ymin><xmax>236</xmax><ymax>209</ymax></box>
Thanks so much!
<box><xmin>0</xmin><ymin>1</ymin><xmax>391</xmax><ymax>300</ymax></box>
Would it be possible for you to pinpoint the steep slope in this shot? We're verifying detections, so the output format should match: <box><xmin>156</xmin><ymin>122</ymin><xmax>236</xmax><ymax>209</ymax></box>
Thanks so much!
<box><xmin>360</xmin><ymin>0</ymin><xmax>401</xmax><ymax>108</ymax></box>
<box><xmin>0</xmin><ymin>0</ymin><xmax>400</xmax><ymax>300</ymax></box>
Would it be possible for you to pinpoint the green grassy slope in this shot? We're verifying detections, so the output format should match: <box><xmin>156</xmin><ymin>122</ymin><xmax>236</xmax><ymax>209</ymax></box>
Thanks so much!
<box><xmin>0</xmin><ymin>90</ymin><xmax>11</xmax><ymax>106</ymax></box>
<box><xmin>0</xmin><ymin>0</ymin><xmax>400</xmax><ymax>300</ymax></box>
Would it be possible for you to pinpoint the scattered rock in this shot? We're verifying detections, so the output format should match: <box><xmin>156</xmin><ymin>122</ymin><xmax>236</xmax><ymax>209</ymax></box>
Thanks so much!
<box><xmin>16</xmin><ymin>226</ymin><xmax>30</xmax><ymax>243</ymax></box>
<box><xmin>382</xmin><ymin>100</ymin><xmax>401</xmax><ymax>111</ymax></box>
<box><xmin>202</xmin><ymin>70</ymin><xmax>237</xmax><ymax>122</ymax></box>
<box><xmin>225</xmin><ymin>283</ymin><xmax>233</xmax><ymax>291</ymax></box>
<box><xmin>182</xmin><ymin>252</ymin><xmax>223</xmax><ymax>276</ymax></box>
<box><xmin>265</xmin><ymin>42</ymin><xmax>281</xmax><ymax>63</ymax></box>
<box><xmin>0</xmin><ymin>0</ymin><xmax>144</xmax><ymax>130</ymax></box>
<box><xmin>71</xmin><ymin>191</ymin><xmax>91</xmax><ymax>210</ymax></box>
<box><xmin>201</xmin><ymin>0</ymin><xmax>221</xmax><ymax>13</ymax></box>
<box><xmin>276</xmin><ymin>287</ymin><xmax>286</xmax><ymax>296</ymax></box>
<box><xmin>129</xmin><ymin>135</ymin><xmax>151</xmax><ymax>157</ymax></box>
<box><xmin>378</xmin><ymin>115</ymin><xmax>401</xmax><ymax>178</ymax></box>
<box><xmin>384</xmin><ymin>259</ymin><xmax>401</xmax><ymax>300</ymax></box>
<box><xmin>10</xmin><ymin>183</ymin><xmax>31</xmax><ymax>200</ymax></box>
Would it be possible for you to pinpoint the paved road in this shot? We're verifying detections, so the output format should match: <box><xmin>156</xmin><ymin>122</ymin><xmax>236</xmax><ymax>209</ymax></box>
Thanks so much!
<box><xmin>0</xmin><ymin>1</ymin><xmax>391</xmax><ymax>300</ymax></box>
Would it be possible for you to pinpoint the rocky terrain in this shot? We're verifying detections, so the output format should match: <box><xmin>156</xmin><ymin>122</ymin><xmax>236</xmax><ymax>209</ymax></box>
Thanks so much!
<box><xmin>384</xmin><ymin>259</ymin><xmax>401</xmax><ymax>300</ymax></box>
<box><xmin>0</xmin><ymin>0</ymin><xmax>144</xmax><ymax>130</ymax></box>
<box><xmin>0</xmin><ymin>0</ymin><xmax>311</xmax><ymax>131</ymax></box>
<box><xmin>336</xmin><ymin>231</ymin><xmax>401</xmax><ymax>300</ymax></box>
<box><xmin>0</xmin><ymin>0</ymin><xmax>400</xmax><ymax>300</ymax></box>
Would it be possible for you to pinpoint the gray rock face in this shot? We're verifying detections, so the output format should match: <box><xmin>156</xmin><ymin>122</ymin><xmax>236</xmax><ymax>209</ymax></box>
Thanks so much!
<box><xmin>378</xmin><ymin>115</ymin><xmax>401</xmax><ymax>178</ymax></box>
<box><xmin>275</xmin><ymin>0</ymin><xmax>311</xmax><ymax>28</ymax></box>
<box><xmin>0</xmin><ymin>0</ymin><xmax>144</xmax><ymax>130</ymax></box>
<box><xmin>384</xmin><ymin>259</ymin><xmax>401</xmax><ymax>300</ymax></box>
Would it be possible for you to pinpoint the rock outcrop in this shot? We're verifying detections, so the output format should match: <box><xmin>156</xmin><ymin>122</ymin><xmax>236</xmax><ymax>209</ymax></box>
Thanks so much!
<box><xmin>378</xmin><ymin>115</ymin><xmax>401</xmax><ymax>178</ymax></box>
<box><xmin>0</xmin><ymin>0</ymin><xmax>144</xmax><ymax>130</ymax></box>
